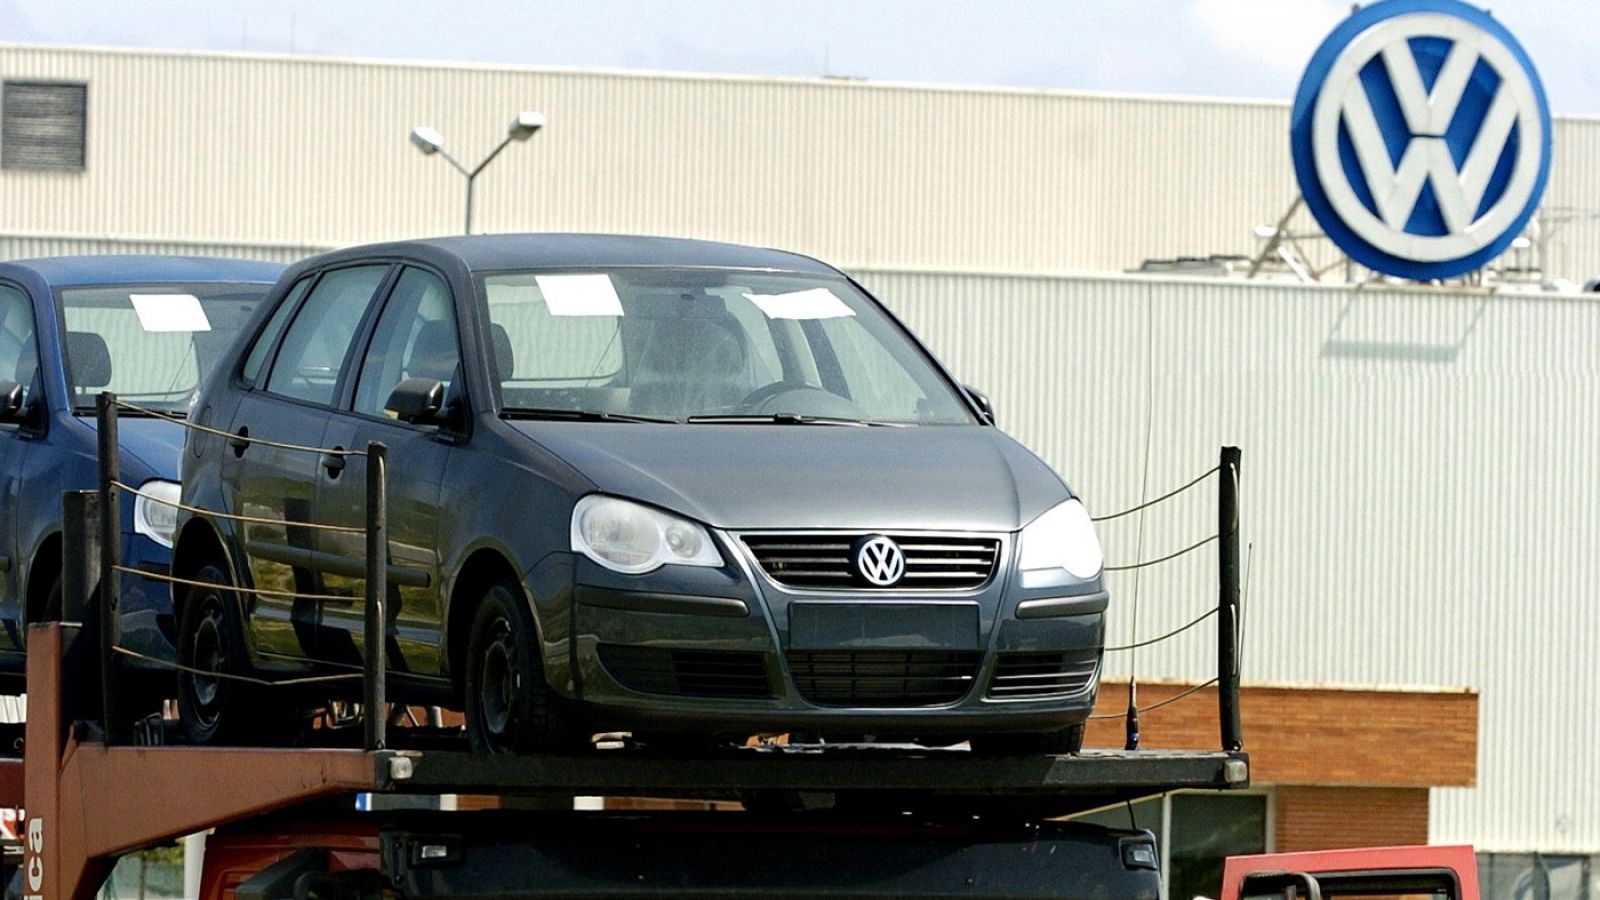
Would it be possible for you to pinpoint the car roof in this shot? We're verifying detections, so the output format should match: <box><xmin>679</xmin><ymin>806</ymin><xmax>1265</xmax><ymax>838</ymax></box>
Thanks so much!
<box><xmin>0</xmin><ymin>255</ymin><xmax>285</xmax><ymax>287</ymax></box>
<box><xmin>293</xmin><ymin>233</ymin><xmax>842</xmax><ymax>276</ymax></box>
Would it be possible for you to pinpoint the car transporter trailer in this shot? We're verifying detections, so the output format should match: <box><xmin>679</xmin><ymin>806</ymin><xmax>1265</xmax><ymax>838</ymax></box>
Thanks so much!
<box><xmin>0</xmin><ymin>408</ymin><xmax>1251</xmax><ymax>898</ymax></box>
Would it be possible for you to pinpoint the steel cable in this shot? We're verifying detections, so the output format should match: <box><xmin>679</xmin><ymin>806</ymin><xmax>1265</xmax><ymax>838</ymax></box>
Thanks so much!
<box><xmin>1103</xmin><ymin>607</ymin><xmax>1217</xmax><ymax>652</ymax></box>
<box><xmin>1104</xmin><ymin>533</ymin><xmax>1218</xmax><ymax>572</ymax></box>
<box><xmin>113</xmin><ymin>481</ymin><xmax>367</xmax><ymax>534</ymax></box>
<box><xmin>113</xmin><ymin>646</ymin><xmax>364</xmax><ymax>687</ymax></box>
<box><xmin>1091</xmin><ymin>465</ymin><xmax>1219</xmax><ymax>523</ymax></box>
<box><xmin>111</xmin><ymin>564</ymin><xmax>360</xmax><ymax>605</ymax></box>
<box><xmin>1088</xmin><ymin>678</ymin><xmax>1220</xmax><ymax>719</ymax></box>
<box><xmin>112</xmin><ymin>398</ymin><xmax>367</xmax><ymax>457</ymax></box>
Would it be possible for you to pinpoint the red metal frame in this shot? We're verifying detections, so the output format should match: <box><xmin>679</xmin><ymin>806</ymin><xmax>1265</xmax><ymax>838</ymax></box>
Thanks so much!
<box><xmin>20</xmin><ymin>624</ymin><xmax>377</xmax><ymax>900</ymax></box>
<box><xmin>1220</xmin><ymin>844</ymin><xmax>1480</xmax><ymax>900</ymax></box>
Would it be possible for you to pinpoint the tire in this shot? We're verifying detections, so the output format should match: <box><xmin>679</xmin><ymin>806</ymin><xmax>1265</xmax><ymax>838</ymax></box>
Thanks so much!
<box><xmin>463</xmin><ymin>579</ymin><xmax>573</xmax><ymax>754</ymax></box>
<box><xmin>42</xmin><ymin>574</ymin><xmax>62</xmax><ymax>623</ymax></box>
<box><xmin>176</xmin><ymin>563</ymin><xmax>263</xmax><ymax>745</ymax></box>
<box><xmin>969</xmin><ymin>723</ymin><xmax>1085</xmax><ymax>757</ymax></box>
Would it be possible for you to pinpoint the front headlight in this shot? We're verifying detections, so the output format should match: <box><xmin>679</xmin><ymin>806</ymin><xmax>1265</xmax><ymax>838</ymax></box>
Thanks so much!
<box><xmin>1018</xmin><ymin>499</ymin><xmax>1103</xmax><ymax>583</ymax></box>
<box><xmin>133</xmin><ymin>479</ymin><xmax>182</xmax><ymax>549</ymax></box>
<box><xmin>570</xmin><ymin>495</ymin><xmax>722</xmax><ymax>575</ymax></box>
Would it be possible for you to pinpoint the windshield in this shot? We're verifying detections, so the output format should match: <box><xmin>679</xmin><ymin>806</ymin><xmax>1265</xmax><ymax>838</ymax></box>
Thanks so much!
<box><xmin>60</xmin><ymin>282</ymin><xmax>272</xmax><ymax>413</ymax></box>
<box><xmin>480</xmin><ymin>268</ymin><xmax>975</xmax><ymax>425</ymax></box>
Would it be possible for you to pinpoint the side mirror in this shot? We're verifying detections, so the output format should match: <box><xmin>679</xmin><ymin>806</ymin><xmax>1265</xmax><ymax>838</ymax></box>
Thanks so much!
<box><xmin>385</xmin><ymin>378</ymin><xmax>448</xmax><ymax>425</ymax></box>
<box><xmin>963</xmin><ymin>385</ymin><xmax>995</xmax><ymax>425</ymax></box>
<box><xmin>0</xmin><ymin>381</ymin><xmax>24</xmax><ymax>424</ymax></box>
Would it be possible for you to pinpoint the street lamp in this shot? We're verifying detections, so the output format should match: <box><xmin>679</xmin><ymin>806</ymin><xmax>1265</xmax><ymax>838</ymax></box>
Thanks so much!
<box><xmin>409</xmin><ymin>112</ymin><xmax>545</xmax><ymax>234</ymax></box>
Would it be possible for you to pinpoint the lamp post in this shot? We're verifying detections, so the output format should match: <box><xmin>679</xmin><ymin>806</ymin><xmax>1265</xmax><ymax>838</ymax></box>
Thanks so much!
<box><xmin>409</xmin><ymin>111</ymin><xmax>544</xmax><ymax>234</ymax></box>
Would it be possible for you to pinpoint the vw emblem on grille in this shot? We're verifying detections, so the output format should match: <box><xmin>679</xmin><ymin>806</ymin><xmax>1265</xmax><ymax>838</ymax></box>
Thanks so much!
<box><xmin>854</xmin><ymin>535</ymin><xmax>906</xmax><ymax>587</ymax></box>
<box><xmin>1290</xmin><ymin>0</ymin><xmax>1551</xmax><ymax>280</ymax></box>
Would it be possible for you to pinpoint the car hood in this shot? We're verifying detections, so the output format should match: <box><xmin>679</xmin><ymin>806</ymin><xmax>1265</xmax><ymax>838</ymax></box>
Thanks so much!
<box><xmin>506</xmin><ymin>422</ymin><xmax>1072</xmax><ymax>532</ymax></box>
<box><xmin>111</xmin><ymin>417</ymin><xmax>185</xmax><ymax>481</ymax></box>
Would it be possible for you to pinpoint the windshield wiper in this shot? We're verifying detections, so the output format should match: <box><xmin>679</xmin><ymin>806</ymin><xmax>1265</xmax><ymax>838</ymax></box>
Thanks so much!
<box><xmin>685</xmin><ymin>413</ymin><xmax>905</xmax><ymax>427</ymax></box>
<box><xmin>500</xmin><ymin>406</ymin><xmax>674</xmax><ymax>424</ymax></box>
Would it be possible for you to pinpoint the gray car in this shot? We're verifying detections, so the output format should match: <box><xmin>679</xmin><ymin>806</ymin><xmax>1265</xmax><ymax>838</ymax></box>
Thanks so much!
<box><xmin>171</xmin><ymin>234</ymin><xmax>1107</xmax><ymax>754</ymax></box>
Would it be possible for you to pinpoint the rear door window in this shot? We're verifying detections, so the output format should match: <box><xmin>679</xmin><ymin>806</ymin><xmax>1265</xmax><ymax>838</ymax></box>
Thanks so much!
<box><xmin>240</xmin><ymin>276</ymin><xmax>312</xmax><ymax>388</ymax></box>
<box><xmin>0</xmin><ymin>285</ymin><xmax>37</xmax><ymax>407</ymax></box>
<box><xmin>265</xmin><ymin>266</ymin><xmax>389</xmax><ymax>406</ymax></box>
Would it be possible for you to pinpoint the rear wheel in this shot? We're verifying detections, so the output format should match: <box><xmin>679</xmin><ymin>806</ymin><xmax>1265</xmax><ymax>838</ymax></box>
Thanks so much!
<box><xmin>969</xmin><ymin>723</ymin><xmax>1085</xmax><ymax>757</ymax></box>
<box><xmin>177</xmin><ymin>563</ymin><xmax>267</xmax><ymax>745</ymax></box>
<box><xmin>463</xmin><ymin>580</ymin><xmax>573</xmax><ymax>754</ymax></box>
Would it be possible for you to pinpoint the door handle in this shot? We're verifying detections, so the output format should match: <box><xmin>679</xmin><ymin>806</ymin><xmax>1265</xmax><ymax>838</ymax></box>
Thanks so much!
<box><xmin>230</xmin><ymin>427</ymin><xmax>250</xmax><ymax>456</ymax></box>
<box><xmin>322</xmin><ymin>448</ymin><xmax>346</xmax><ymax>477</ymax></box>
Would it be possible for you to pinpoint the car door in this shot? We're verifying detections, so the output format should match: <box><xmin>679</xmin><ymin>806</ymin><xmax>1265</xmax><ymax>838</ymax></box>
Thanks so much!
<box><xmin>223</xmin><ymin>264</ymin><xmax>392</xmax><ymax>662</ymax></box>
<box><xmin>315</xmin><ymin>266</ymin><xmax>458</xmax><ymax>679</ymax></box>
<box><xmin>0</xmin><ymin>282</ymin><xmax>39</xmax><ymax>656</ymax></box>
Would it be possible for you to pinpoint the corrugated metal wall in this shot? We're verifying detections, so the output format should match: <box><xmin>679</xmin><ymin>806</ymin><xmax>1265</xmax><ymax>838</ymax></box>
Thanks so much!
<box><xmin>3</xmin><ymin>44</ymin><xmax>1597</xmax><ymax>852</ymax></box>
<box><xmin>855</xmin><ymin>268</ymin><xmax>1600</xmax><ymax>851</ymax></box>
<box><xmin>2</xmin><ymin>44</ymin><xmax>1598</xmax><ymax>282</ymax></box>
<box><xmin>0</xmin><ymin>233</ymin><xmax>320</xmax><ymax>264</ymax></box>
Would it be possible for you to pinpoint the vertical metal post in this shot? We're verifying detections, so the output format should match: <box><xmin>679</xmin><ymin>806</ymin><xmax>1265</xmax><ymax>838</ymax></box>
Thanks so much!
<box><xmin>61</xmin><ymin>491</ymin><xmax>104</xmax><ymax>728</ymax></box>
<box><xmin>464</xmin><ymin>176</ymin><xmax>476</xmax><ymax>235</ymax></box>
<box><xmin>363</xmin><ymin>442</ymin><xmax>388</xmax><ymax>751</ymax></box>
<box><xmin>1218</xmin><ymin>446</ymin><xmax>1243</xmax><ymax>752</ymax></box>
<box><xmin>60</xmin><ymin>491</ymin><xmax>100</xmax><ymax>624</ymax></box>
<box><xmin>95</xmin><ymin>392</ymin><xmax>128</xmax><ymax>744</ymax></box>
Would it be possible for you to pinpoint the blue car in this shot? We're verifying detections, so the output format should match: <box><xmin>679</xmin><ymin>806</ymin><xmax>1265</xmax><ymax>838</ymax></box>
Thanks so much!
<box><xmin>0</xmin><ymin>256</ymin><xmax>283</xmax><ymax>686</ymax></box>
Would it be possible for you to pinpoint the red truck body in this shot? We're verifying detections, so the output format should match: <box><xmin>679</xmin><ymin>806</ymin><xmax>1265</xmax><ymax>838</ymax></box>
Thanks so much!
<box><xmin>1220</xmin><ymin>844</ymin><xmax>1479</xmax><ymax>900</ymax></box>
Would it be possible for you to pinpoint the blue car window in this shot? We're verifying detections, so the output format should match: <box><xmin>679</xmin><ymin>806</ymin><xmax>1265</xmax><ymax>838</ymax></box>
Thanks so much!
<box><xmin>241</xmin><ymin>276</ymin><xmax>312</xmax><ymax>388</ymax></box>
<box><xmin>265</xmin><ymin>265</ymin><xmax>388</xmax><ymax>406</ymax></box>
<box><xmin>352</xmin><ymin>267</ymin><xmax>457</xmax><ymax>418</ymax></box>
<box><xmin>60</xmin><ymin>283</ymin><xmax>272</xmax><ymax>413</ymax></box>
<box><xmin>0</xmin><ymin>285</ymin><xmax>37</xmax><ymax>405</ymax></box>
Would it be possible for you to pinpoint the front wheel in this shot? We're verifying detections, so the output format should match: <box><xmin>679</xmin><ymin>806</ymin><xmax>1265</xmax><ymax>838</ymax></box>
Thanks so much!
<box><xmin>969</xmin><ymin>723</ymin><xmax>1085</xmax><ymax>757</ymax></box>
<box><xmin>463</xmin><ymin>580</ymin><xmax>573</xmax><ymax>754</ymax></box>
<box><xmin>176</xmin><ymin>563</ymin><xmax>263</xmax><ymax>745</ymax></box>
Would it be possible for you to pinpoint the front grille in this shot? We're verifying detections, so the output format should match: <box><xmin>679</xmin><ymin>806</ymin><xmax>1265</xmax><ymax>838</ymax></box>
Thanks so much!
<box><xmin>787</xmin><ymin>650</ymin><xmax>981</xmax><ymax>707</ymax></box>
<box><xmin>598</xmin><ymin>645</ymin><xmax>773</xmax><ymax>699</ymax></box>
<box><xmin>742</xmin><ymin>533</ymin><xmax>1001</xmax><ymax>591</ymax></box>
<box><xmin>986</xmin><ymin>653</ymin><xmax>1099</xmax><ymax>700</ymax></box>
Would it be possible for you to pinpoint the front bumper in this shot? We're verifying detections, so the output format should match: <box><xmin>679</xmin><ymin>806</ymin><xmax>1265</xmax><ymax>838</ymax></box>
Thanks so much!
<box><xmin>560</xmin><ymin>532</ymin><xmax>1106</xmax><ymax>738</ymax></box>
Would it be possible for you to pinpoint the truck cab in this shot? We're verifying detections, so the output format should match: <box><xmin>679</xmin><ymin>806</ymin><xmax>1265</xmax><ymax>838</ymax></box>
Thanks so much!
<box><xmin>1220</xmin><ymin>845</ymin><xmax>1479</xmax><ymax>900</ymax></box>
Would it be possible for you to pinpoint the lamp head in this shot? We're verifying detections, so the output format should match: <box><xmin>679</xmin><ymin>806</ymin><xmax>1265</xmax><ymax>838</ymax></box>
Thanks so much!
<box><xmin>409</xmin><ymin>127</ymin><xmax>445</xmax><ymax>155</ymax></box>
<box><xmin>507</xmin><ymin>111</ymin><xmax>545</xmax><ymax>141</ymax></box>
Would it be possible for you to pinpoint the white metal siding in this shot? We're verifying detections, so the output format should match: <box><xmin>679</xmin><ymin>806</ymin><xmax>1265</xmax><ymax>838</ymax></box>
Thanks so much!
<box><xmin>0</xmin><ymin>44</ymin><xmax>1595</xmax><ymax>852</ymax></box>
<box><xmin>2</xmin><ymin>45</ymin><xmax>1598</xmax><ymax>282</ymax></box>
<box><xmin>855</xmin><ymin>268</ymin><xmax>1600</xmax><ymax>851</ymax></box>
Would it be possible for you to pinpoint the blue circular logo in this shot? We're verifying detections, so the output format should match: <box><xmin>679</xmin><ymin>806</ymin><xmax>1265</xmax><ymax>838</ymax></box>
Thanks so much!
<box><xmin>1290</xmin><ymin>0</ymin><xmax>1551</xmax><ymax>280</ymax></box>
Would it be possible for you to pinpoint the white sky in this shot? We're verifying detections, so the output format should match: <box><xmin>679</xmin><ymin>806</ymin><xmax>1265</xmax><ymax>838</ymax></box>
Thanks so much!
<box><xmin>3</xmin><ymin>0</ymin><xmax>1599</xmax><ymax>115</ymax></box>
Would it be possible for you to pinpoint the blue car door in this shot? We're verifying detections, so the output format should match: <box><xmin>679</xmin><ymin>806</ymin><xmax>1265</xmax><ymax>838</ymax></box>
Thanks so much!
<box><xmin>0</xmin><ymin>282</ymin><xmax>39</xmax><ymax>656</ymax></box>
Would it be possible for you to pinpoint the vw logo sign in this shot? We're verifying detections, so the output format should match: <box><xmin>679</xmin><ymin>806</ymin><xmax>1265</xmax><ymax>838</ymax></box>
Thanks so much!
<box><xmin>1290</xmin><ymin>0</ymin><xmax>1551</xmax><ymax>280</ymax></box>
<box><xmin>854</xmin><ymin>535</ymin><xmax>906</xmax><ymax>587</ymax></box>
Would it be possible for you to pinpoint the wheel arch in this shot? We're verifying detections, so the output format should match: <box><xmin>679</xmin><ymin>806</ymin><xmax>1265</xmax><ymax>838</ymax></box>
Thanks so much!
<box><xmin>170</xmin><ymin>517</ymin><xmax>240</xmax><ymax>622</ymax></box>
<box><xmin>445</xmin><ymin>546</ymin><xmax>528</xmax><ymax>696</ymax></box>
<box><xmin>24</xmin><ymin>531</ymin><xmax>62</xmax><ymax>625</ymax></box>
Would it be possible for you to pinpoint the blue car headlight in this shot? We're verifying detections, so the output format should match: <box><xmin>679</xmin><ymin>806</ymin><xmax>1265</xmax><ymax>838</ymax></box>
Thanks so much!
<box><xmin>132</xmin><ymin>479</ymin><xmax>182</xmax><ymax>549</ymax></box>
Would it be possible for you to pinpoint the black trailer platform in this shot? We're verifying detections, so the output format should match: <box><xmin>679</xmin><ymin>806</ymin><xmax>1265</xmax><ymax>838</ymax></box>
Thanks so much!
<box><xmin>374</xmin><ymin>745</ymin><xmax>1249</xmax><ymax>812</ymax></box>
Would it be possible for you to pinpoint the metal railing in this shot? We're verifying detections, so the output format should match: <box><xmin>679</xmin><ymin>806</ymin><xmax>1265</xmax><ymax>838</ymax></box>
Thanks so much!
<box><xmin>1085</xmin><ymin>446</ymin><xmax>1244</xmax><ymax>753</ymax></box>
<box><xmin>70</xmin><ymin>387</ymin><xmax>1242</xmax><ymax>758</ymax></box>
<box><xmin>76</xmin><ymin>392</ymin><xmax>391</xmax><ymax>751</ymax></box>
